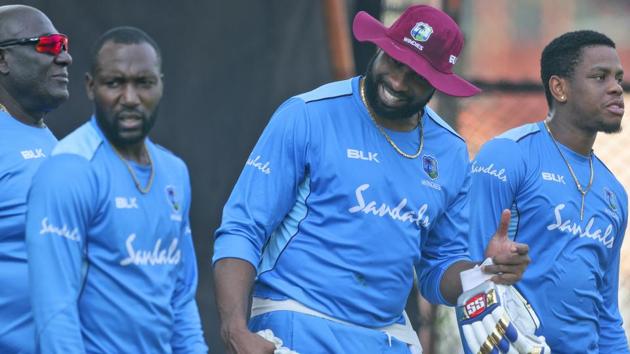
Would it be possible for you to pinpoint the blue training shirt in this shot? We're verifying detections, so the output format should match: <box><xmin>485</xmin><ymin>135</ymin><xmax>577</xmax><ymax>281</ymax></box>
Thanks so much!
<box><xmin>468</xmin><ymin>121</ymin><xmax>629</xmax><ymax>354</ymax></box>
<box><xmin>214</xmin><ymin>77</ymin><xmax>472</xmax><ymax>327</ymax></box>
<box><xmin>25</xmin><ymin>118</ymin><xmax>207</xmax><ymax>353</ymax></box>
<box><xmin>0</xmin><ymin>111</ymin><xmax>56</xmax><ymax>353</ymax></box>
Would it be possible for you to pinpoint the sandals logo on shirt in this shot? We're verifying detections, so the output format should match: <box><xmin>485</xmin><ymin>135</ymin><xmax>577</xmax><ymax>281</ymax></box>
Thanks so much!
<box><xmin>348</xmin><ymin>183</ymin><xmax>431</xmax><ymax>229</ymax></box>
<box><xmin>165</xmin><ymin>185</ymin><xmax>182</xmax><ymax>221</ymax></box>
<box><xmin>422</xmin><ymin>155</ymin><xmax>438</xmax><ymax>180</ymax></box>
<box><xmin>119</xmin><ymin>233</ymin><xmax>181</xmax><ymax>266</ymax></box>
<box><xmin>547</xmin><ymin>203</ymin><xmax>615</xmax><ymax>248</ymax></box>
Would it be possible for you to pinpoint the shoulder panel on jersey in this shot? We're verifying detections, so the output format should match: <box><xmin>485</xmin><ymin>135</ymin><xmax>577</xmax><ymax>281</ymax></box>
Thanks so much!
<box><xmin>152</xmin><ymin>141</ymin><xmax>187</xmax><ymax>170</ymax></box>
<box><xmin>593</xmin><ymin>154</ymin><xmax>624</xmax><ymax>187</ymax></box>
<box><xmin>153</xmin><ymin>141</ymin><xmax>177</xmax><ymax>159</ymax></box>
<box><xmin>424</xmin><ymin>106</ymin><xmax>464</xmax><ymax>142</ymax></box>
<box><xmin>496</xmin><ymin>122</ymin><xmax>540</xmax><ymax>142</ymax></box>
<box><xmin>295</xmin><ymin>78</ymin><xmax>353</xmax><ymax>103</ymax></box>
<box><xmin>52</xmin><ymin>121</ymin><xmax>103</xmax><ymax>161</ymax></box>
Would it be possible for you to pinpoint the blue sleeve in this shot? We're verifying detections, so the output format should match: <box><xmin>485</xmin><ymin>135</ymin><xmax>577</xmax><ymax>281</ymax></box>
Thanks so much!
<box><xmin>25</xmin><ymin>155</ymin><xmax>97</xmax><ymax>353</ymax></box>
<box><xmin>171</xmin><ymin>167</ymin><xmax>208</xmax><ymax>353</ymax></box>
<box><xmin>598</xmin><ymin>189</ymin><xmax>630</xmax><ymax>353</ymax></box>
<box><xmin>468</xmin><ymin>138</ymin><xmax>525</xmax><ymax>260</ymax></box>
<box><xmin>417</xmin><ymin>171</ymin><xmax>470</xmax><ymax>305</ymax></box>
<box><xmin>417</xmin><ymin>145</ymin><xmax>471</xmax><ymax>306</ymax></box>
<box><xmin>213</xmin><ymin>98</ymin><xmax>309</xmax><ymax>268</ymax></box>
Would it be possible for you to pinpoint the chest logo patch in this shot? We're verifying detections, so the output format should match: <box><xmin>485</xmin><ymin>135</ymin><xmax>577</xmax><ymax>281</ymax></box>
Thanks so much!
<box><xmin>422</xmin><ymin>155</ymin><xmax>438</xmax><ymax>180</ymax></box>
<box><xmin>604</xmin><ymin>187</ymin><xmax>618</xmax><ymax>212</ymax></box>
<box><xmin>165</xmin><ymin>185</ymin><xmax>182</xmax><ymax>221</ymax></box>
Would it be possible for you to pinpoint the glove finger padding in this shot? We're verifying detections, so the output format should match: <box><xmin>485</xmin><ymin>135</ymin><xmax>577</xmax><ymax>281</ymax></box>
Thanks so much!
<box><xmin>456</xmin><ymin>281</ymin><xmax>551</xmax><ymax>354</ymax></box>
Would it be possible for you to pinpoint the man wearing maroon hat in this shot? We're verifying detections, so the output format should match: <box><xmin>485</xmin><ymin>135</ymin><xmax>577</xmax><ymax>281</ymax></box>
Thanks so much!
<box><xmin>213</xmin><ymin>5</ymin><xmax>530</xmax><ymax>353</ymax></box>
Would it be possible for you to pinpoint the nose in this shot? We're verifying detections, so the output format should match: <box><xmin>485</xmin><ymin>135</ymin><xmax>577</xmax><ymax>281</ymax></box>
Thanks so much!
<box><xmin>388</xmin><ymin>65</ymin><xmax>413</xmax><ymax>92</ymax></box>
<box><xmin>609</xmin><ymin>79</ymin><xmax>623</xmax><ymax>96</ymax></box>
<box><xmin>54</xmin><ymin>50</ymin><xmax>72</xmax><ymax>66</ymax></box>
<box><xmin>121</xmin><ymin>84</ymin><xmax>141</xmax><ymax>106</ymax></box>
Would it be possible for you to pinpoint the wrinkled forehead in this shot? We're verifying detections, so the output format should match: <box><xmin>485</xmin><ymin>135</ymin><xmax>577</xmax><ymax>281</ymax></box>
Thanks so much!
<box><xmin>0</xmin><ymin>8</ymin><xmax>57</xmax><ymax>40</ymax></box>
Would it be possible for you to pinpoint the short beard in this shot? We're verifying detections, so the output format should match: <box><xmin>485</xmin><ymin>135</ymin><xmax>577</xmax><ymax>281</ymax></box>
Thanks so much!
<box><xmin>95</xmin><ymin>106</ymin><xmax>159</xmax><ymax>147</ymax></box>
<box><xmin>598</xmin><ymin>122</ymin><xmax>622</xmax><ymax>134</ymax></box>
<box><xmin>363</xmin><ymin>54</ymin><xmax>432</xmax><ymax>121</ymax></box>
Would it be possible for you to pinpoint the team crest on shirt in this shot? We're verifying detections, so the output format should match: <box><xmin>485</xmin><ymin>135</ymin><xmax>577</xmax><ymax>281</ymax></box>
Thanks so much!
<box><xmin>604</xmin><ymin>188</ymin><xmax>617</xmax><ymax>211</ymax></box>
<box><xmin>165</xmin><ymin>185</ymin><xmax>182</xmax><ymax>221</ymax></box>
<box><xmin>603</xmin><ymin>187</ymin><xmax>619</xmax><ymax>217</ymax></box>
<box><xmin>411</xmin><ymin>22</ymin><xmax>433</xmax><ymax>42</ymax></box>
<box><xmin>422</xmin><ymin>155</ymin><xmax>438</xmax><ymax>180</ymax></box>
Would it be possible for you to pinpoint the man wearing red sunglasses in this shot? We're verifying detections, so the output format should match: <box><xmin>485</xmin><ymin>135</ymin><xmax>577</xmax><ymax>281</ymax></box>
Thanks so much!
<box><xmin>0</xmin><ymin>4</ymin><xmax>72</xmax><ymax>353</ymax></box>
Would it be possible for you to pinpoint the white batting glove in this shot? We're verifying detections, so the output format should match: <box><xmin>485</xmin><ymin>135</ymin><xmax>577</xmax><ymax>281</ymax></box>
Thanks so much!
<box><xmin>456</xmin><ymin>262</ymin><xmax>550</xmax><ymax>354</ymax></box>
<box><xmin>256</xmin><ymin>329</ymin><xmax>299</xmax><ymax>354</ymax></box>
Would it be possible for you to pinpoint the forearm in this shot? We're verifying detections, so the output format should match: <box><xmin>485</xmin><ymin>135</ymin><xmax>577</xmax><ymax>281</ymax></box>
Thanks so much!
<box><xmin>213</xmin><ymin>258</ymin><xmax>257</xmax><ymax>335</ymax></box>
<box><xmin>440</xmin><ymin>260</ymin><xmax>476</xmax><ymax>305</ymax></box>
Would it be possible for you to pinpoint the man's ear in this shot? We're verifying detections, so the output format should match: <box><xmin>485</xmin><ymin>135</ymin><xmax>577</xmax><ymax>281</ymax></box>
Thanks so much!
<box><xmin>85</xmin><ymin>72</ymin><xmax>95</xmax><ymax>100</ymax></box>
<box><xmin>0</xmin><ymin>49</ymin><xmax>10</xmax><ymax>75</ymax></box>
<box><xmin>549</xmin><ymin>75</ymin><xmax>568</xmax><ymax>103</ymax></box>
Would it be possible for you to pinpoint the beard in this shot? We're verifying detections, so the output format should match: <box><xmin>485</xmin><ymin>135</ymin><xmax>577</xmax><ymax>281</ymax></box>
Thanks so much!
<box><xmin>597</xmin><ymin>120</ymin><xmax>623</xmax><ymax>134</ymax></box>
<box><xmin>95</xmin><ymin>105</ymin><xmax>159</xmax><ymax>147</ymax></box>
<box><xmin>363</xmin><ymin>54</ymin><xmax>433</xmax><ymax>121</ymax></box>
<box><xmin>579</xmin><ymin>114</ymin><xmax>623</xmax><ymax>135</ymax></box>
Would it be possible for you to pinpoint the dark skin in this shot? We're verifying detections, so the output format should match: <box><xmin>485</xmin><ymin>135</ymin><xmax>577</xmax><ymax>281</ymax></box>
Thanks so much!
<box><xmin>85</xmin><ymin>41</ymin><xmax>163</xmax><ymax>163</ymax></box>
<box><xmin>546</xmin><ymin>45</ymin><xmax>624</xmax><ymax>154</ymax></box>
<box><xmin>215</xmin><ymin>259</ymin><xmax>276</xmax><ymax>354</ymax></box>
<box><xmin>364</xmin><ymin>50</ymin><xmax>435</xmax><ymax>129</ymax></box>
<box><xmin>0</xmin><ymin>5</ymin><xmax>72</xmax><ymax>127</ymax></box>
<box><xmin>214</xmin><ymin>51</ymin><xmax>530</xmax><ymax>354</ymax></box>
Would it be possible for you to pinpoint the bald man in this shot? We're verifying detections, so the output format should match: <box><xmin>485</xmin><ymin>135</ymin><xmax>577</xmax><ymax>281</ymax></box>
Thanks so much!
<box><xmin>0</xmin><ymin>5</ymin><xmax>72</xmax><ymax>352</ymax></box>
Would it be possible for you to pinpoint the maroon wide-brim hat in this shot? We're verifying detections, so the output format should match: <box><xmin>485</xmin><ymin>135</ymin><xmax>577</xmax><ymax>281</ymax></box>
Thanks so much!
<box><xmin>353</xmin><ymin>5</ymin><xmax>481</xmax><ymax>97</ymax></box>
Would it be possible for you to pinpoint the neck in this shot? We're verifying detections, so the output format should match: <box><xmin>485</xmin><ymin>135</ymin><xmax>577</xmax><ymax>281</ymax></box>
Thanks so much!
<box><xmin>373</xmin><ymin>112</ymin><xmax>420</xmax><ymax>132</ymax></box>
<box><xmin>546</xmin><ymin>113</ymin><xmax>595</xmax><ymax>156</ymax></box>
<box><xmin>0</xmin><ymin>92</ymin><xmax>46</xmax><ymax>127</ymax></box>
<box><xmin>112</xmin><ymin>140</ymin><xmax>150</xmax><ymax>164</ymax></box>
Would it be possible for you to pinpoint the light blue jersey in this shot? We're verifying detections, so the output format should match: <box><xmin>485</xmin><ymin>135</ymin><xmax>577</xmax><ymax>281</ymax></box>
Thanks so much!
<box><xmin>0</xmin><ymin>111</ymin><xmax>56</xmax><ymax>353</ymax></box>
<box><xmin>25</xmin><ymin>118</ymin><xmax>207</xmax><ymax>353</ymax></box>
<box><xmin>468</xmin><ymin>122</ymin><xmax>629</xmax><ymax>354</ymax></box>
<box><xmin>214</xmin><ymin>77</ymin><xmax>471</xmax><ymax>328</ymax></box>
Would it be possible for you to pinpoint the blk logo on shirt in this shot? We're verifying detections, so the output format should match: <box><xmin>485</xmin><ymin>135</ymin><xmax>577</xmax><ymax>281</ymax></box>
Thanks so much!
<box><xmin>347</xmin><ymin>149</ymin><xmax>380</xmax><ymax>163</ymax></box>
<box><xmin>115</xmin><ymin>197</ymin><xmax>139</xmax><ymax>209</ymax></box>
<box><xmin>21</xmin><ymin>148</ymin><xmax>46</xmax><ymax>160</ymax></box>
<box><xmin>542</xmin><ymin>172</ymin><xmax>566</xmax><ymax>184</ymax></box>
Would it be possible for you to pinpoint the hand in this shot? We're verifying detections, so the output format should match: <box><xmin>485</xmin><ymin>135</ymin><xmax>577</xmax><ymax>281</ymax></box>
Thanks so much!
<box><xmin>483</xmin><ymin>209</ymin><xmax>530</xmax><ymax>284</ymax></box>
<box><xmin>222</xmin><ymin>325</ymin><xmax>276</xmax><ymax>354</ymax></box>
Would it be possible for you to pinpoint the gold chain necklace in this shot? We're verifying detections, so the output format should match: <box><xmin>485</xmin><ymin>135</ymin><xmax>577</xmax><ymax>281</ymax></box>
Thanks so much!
<box><xmin>544</xmin><ymin>121</ymin><xmax>593</xmax><ymax>220</ymax></box>
<box><xmin>112</xmin><ymin>145</ymin><xmax>155</xmax><ymax>194</ymax></box>
<box><xmin>359</xmin><ymin>78</ymin><xmax>423</xmax><ymax>159</ymax></box>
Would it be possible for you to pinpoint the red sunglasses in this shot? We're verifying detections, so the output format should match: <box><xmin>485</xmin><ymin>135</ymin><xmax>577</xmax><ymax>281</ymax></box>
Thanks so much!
<box><xmin>0</xmin><ymin>33</ymin><xmax>68</xmax><ymax>56</ymax></box>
